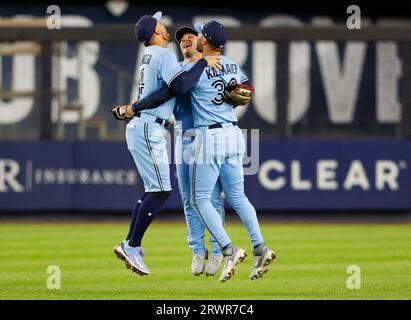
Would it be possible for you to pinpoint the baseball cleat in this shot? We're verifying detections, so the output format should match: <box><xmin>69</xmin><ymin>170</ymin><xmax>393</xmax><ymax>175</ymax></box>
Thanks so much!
<box><xmin>250</xmin><ymin>243</ymin><xmax>277</xmax><ymax>280</ymax></box>
<box><xmin>219</xmin><ymin>244</ymin><xmax>247</xmax><ymax>283</ymax></box>
<box><xmin>114</xmin><ymin>240</ymin><xmax>131</xmax><ymax>269</ymax></box>
<box><xmin>122</xmin><ymin>242</ymin><xmax>150</xmax><ymax>276</ymax></box>
<box><xmin>191</xmin><ymin>251</ymin><xmax>207</xmax><ymax>276</ymax></box>
<box><xmin>204</xmin><ymin>254</ymin><xmax>223</xmax><ymax>276</ymax></box>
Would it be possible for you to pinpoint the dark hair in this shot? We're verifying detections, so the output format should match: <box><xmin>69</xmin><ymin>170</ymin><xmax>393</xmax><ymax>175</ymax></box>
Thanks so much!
<box><xmin>208</xmin><ymin>42</ymin><xmax>222</xmax><ymax>52</ymax></box>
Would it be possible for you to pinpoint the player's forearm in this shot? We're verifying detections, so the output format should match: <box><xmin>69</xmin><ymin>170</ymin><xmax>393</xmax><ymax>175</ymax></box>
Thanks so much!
<box><xmin>131</xmin><ymin>86</ymin><xmax>176</xmax><ymax>113</ymax></box>
<box><xmin>169</xmin><ymin>58</ymin><xmax>208</xmax><ymax>95</ymax></box>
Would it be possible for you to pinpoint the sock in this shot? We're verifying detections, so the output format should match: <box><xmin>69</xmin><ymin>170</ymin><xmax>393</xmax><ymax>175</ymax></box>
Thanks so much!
<box><xmin>253</xmin><ymin>242</ymin><xmax>264</xmax><ymax>250</ymax></box>
<box><xmin>128</xmin><ymin>191</ymin><xmax>170</xmax><ymax>247</ymax></box>
<box><xmin>126</xmin><ymin>192</ymin><xmax>149</xmax><ymax>241</ymax></box>
<box><xmin>222</xmin><ymin>243</ymin><xmax>231</xmax><ymax>253</ymax></box>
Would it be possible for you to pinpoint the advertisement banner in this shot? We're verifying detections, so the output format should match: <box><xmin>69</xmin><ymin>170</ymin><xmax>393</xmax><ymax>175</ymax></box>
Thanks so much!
<box><xmin>0</xmin><ymin>140</ymin><xmax>410</xmax><ymax>211</ymax></box>
<box><xmin>247</xmin><ymin>140</ymin><xmax>411</xmax><ymax>210</ymax></box>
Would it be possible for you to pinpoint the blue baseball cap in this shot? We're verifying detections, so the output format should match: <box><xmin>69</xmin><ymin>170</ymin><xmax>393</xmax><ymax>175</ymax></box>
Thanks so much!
<box><xmin>134</xmin><ymin>11</ymin><xmax>162</xmax><ymax>44</ymax></box>
<box><xmin>175</xmin><ymin>26</ymin><xmax>198</xmax><ymax>43</ymax></box>
<box><xmin>194</xmin><ymin>20</ymin><xmax>227</xmax><ymax>48</ymax></box>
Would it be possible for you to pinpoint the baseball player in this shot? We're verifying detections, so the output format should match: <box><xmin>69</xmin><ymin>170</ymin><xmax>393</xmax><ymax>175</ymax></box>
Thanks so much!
<box><xmin>113</xmin><ymin>26</ymin><xmax>225</xmax><ymax>277</ymax></box>
<box><xmin>188</xmin><ymin>21</ymin><xmax>277</xmax><ymax>282</ymax></box>
<box><xmin>174</xmin><ymin>26</ymin><xmax>225</xmax><ymax>276</ymax></box>
<box><xmin>112</xmin><ymin>11</ymin><xmax>221</xmax><ymax>276</ymax></box>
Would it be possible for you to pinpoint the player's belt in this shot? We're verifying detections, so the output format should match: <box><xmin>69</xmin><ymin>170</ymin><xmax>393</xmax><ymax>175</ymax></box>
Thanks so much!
<box><xmin>135</xmin><ymin>112</ymin><xmax>170</xmax><ymax>128</ymax></box>
<box><xmin>208</xmin><ymin>122</ymin><xmax>238</xmax><ymax>129</ymax></box>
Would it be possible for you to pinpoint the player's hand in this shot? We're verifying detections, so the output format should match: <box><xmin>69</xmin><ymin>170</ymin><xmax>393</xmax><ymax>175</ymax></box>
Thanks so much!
<box><xmin>204</xmin><ymin>55</ymin><xmax>222</xmax><ymax>72</ymax></box>
<box><xmin>111</xmin><ymin>104</ymin><xmax>135</xmax><ymax>121</ymax></box>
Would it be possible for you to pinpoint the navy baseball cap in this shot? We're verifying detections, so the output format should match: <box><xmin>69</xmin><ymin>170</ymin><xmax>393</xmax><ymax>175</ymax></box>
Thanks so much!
<box><xmin>194</xmin><ymin>20</ymin><xmax>227</xmax><ymax>48</ymax></box>
<box><xmin>134</xmin><ymin>11</ymin><xmax>162</xmax><ymax>44</ymax></box>
<box><xmin>175</xmin><ymin>26</ymin><xmax>198</xmax><ymax>43</ymax></box>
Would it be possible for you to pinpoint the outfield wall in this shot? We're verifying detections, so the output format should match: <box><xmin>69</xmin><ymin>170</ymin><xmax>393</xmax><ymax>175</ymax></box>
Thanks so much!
<box><xmin>0</xmin><ymin>140</ymin><xmax>409</xmax><ymax>211</ymax></box>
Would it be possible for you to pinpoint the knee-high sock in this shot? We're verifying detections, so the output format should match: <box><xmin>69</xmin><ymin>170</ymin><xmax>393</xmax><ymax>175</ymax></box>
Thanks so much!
<box><xmin>126</xmin><ymin>192</ymin><xmax>149</xmax><ymax>241</ymax></box>
<box><xmin>129</xmin><ymin>191</ymin><xmax>170</xmax><ymax>247</ymax></box>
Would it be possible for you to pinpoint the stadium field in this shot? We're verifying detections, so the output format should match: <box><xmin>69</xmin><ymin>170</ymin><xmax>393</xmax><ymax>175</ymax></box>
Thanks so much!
<box><xmin>0</xmin><ymin>221</ymin><xmax>410</xmax><ymax>300</ymax></box>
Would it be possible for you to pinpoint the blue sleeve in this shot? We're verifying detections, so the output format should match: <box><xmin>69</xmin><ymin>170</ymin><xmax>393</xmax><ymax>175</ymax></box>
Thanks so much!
<box><xmin>158</xmin><ymin>49</ymin><xmax>185</xmax><ymax>86</ymax></box>
<box><xmin>131</xmin><ymin>86</ymin><xmax>176</xmax><ymax>113</ymax></box>
<box><xmin>131</xmin><ymin>58</ymin><xmax>207</xmax><ymax>112</ymax></box>
<box><xmin>169</xmin><ymin>58</ymin><xmax>207</xmax><ymax>95</ymax></box>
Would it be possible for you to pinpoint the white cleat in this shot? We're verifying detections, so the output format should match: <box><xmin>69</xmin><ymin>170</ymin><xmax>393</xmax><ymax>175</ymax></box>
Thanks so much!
<box><xmin>204</xmin><ymin>254</ymin><xmax>223</xmax><ymax>276</ymax></box>
<box><xmin>250</xmin><ymin>244</ymin><xmax>277</xmax><ymax>280</ymax></box>
<box><xmin>219</xmin><ymin>244</ymin><xmax>247</xmax><ymax>283</ymax></box>
<box><xmin>114</xmin><ymin>240</ymin><xmax>131</xmax><ymax>269</ymax></box>
<box><xmin>191</xmin><ymin>251</ymin><xmax>207</xmax><ymax>276</ymax></box>
<box><xmin>122</xmin><ymin>242</ymin><xmax>151</xmax><ymax>276</ymax></box>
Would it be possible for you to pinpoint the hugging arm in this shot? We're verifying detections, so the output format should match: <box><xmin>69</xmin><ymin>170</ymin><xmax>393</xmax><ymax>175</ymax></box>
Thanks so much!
<box><xmin>132</xmin><ymin>58</ymin><xmax>207</xmax><ymax>113</ymax></box>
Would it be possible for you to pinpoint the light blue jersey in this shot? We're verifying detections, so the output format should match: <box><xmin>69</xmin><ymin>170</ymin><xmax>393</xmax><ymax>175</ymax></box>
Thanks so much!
<box><xmin>127</xmin><ymin>45</ymin><xmax>182</xmax><ymax>193</ymax></box>
<box><xmin>188</xmin><ymin>54</ymin><xmax>265</xmax><ymax>253</ymax></box>
<box><xmin>190</xmin><ymin>55</ymin><xmax>249</xmax><ymax>127</ymax></box>
<box><xmin>174</xmin><ymin>61</ymin><xmax>195</xmax><ymax>131</ymax></box>
<box><xmin>137</xmin><ymin>45</ymin><xmax>184</xmax><ymax>120</ymax></box>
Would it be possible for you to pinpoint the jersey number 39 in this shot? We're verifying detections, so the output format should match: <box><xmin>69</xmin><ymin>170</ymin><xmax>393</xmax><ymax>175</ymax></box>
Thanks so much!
<box><xmin>211</xmin><ymin>78</ymin><xmax>237</xmax><ymax>105</ymax></box>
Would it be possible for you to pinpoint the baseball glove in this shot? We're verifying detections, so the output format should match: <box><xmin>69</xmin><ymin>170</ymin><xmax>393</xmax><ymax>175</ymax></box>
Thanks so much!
<box><xmin>111</xmin><ymin>104</ymin><xmax>133</xmax><ymax>121</ymax></box>
<box><xmin>223</xmin><ymin>83</ymin><xmax>254</xmax><ymax>107</ymax></box>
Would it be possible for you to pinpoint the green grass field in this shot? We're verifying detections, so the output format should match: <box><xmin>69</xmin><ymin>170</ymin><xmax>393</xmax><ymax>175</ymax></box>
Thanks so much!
<box><xmin>0</xmin><ymin>221</ymin><xmax>410</xmax><ymax>300</ymax></box>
